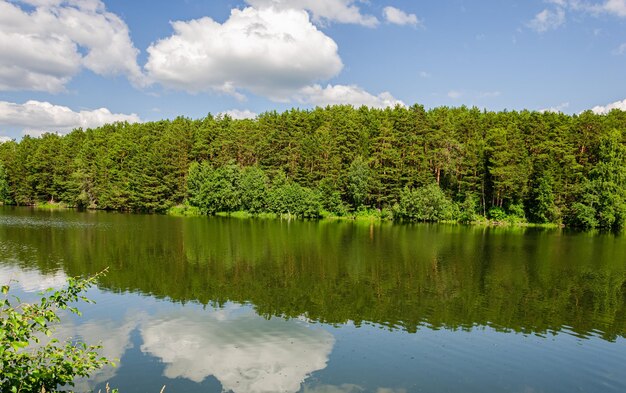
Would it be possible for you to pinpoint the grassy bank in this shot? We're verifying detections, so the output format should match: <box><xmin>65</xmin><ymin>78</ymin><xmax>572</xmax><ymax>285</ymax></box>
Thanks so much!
<box><xmin>34</xmin><ymin>201</ymin><xmax>70</xmax><ymax>210</ymax></box>
<box><xmin>165</xmin><ymin>204</ymin><xmax>563</xmax><ymax>228</ymax></box>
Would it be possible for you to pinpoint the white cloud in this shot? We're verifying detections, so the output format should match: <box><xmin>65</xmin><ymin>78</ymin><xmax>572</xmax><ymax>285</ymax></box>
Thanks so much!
<box><xmin>382</xmin><ymin>6</ymin><xmax>422</xmax><ymax>27</ymax></box>
<box><xmin>295</xmin><ymin>84</ymin><xmax>405</xmax><ymax>108</ymax></box>
<box><xmin>600</xmin><ymin>0</ymin><xmax>626</xmax><ymax>16</ymax></box>
<box><xmin>612</xmin><ymin>42</ymin><xmax>626</xmax><ymax>54</ymax></box>
<box><xmin>53</xmin><ymin>312</ymin><xmax>140</xmax><ymax>392</ymax></box>
<box><xmin>0</xmin><ymin>266</ymin><xmax>68</xmax><ymax>292</ymax></box>
<box><xmin>419</xmin><ymin>71</ymin><xmax>431</xmax><ymax>78</ymax></box>
<box><xmin>447</xmin><ymin>90</ymin><xmax>463</xmax><ymax>99</ymax></box>
<box><xmin>591</xmin><ymin>98</ymin><xmax>626</xmax><ymax>114</ymax></box>
<box><xmin>145</xmin><ymin>7</ymin><xmax>343</xmax><ymax>100</ymax></box>
<box><xmin>245</xmin><ymin>0</ymin><xmax>378</xmax><ymax>27</ymax></box>
<box><xmin>528</xmin><ymin>8</ymin><xmax>566</xmax><ymax>32</ymax></box>
<box><xmin>0</xmin><ymin>136</ymin><xmax>12</xmax><ymax>143</ymax></box>
<box><xmin>0</xmin><ymin>0</ymin><xmax>145</xmax><ymax>92</ymax></box>
<box><xmin>220</xmin><ymin>109</ymin><xmax>258</xmax><ymax>120</ymax></box>
<box><xmin>140</xmin><ymin>306</ymin><xmax>335</xmax><ymax>393</ymax></box>
<box><xmin>529</xmin><ymin>1</ymin><xmax>626</xmax><ymax>33</ymax></box>
<box><xmin>0</xmin><ymin>100</ymin><xmax>141</xmax><ymax>135</ymax></box>
<box><xmin>540</xmin><ymin>102</ymin><xmax>570</xmax><ymax>113</ymax></box>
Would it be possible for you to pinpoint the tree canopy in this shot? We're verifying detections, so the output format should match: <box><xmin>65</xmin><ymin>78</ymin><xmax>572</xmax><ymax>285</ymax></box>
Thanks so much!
<box><xmin>1</xmin><ymin>104</ymin><xmax>625</xmax><ymax>229</ymax></box>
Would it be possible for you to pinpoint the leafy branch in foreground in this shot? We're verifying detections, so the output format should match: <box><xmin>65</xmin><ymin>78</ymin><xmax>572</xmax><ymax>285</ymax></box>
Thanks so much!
<box><xmin>0</xmin><ymin>270</ymin><xmax>111</xmax><ymax>393</ymax></box>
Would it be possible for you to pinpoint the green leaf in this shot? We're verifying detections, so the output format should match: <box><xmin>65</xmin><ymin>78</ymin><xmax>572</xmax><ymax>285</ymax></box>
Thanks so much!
<box><xmin>11</xmin><ymin>341</ymin><xmax>29</xmax><ymax>351</ymax></box>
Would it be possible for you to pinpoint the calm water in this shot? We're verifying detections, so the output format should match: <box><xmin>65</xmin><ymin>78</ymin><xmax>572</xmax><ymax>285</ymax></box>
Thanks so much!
<box><xmin>1</xmin><ymin>207</ymin><xmax>625</xmax><ymax>393</ymax></box>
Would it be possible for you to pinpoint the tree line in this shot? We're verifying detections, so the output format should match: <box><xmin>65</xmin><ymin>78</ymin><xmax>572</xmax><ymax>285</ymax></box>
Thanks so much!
<box><xmin>0</xmin><ymin>104</ymin><xmax>625</xmax><ymax>229</ymax></box>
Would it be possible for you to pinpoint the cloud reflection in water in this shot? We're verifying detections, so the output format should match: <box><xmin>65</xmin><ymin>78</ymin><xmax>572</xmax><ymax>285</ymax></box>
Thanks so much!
<box><xmin>140</xmin><ymin>304</ymin><xmax>335</xmax><ymax>393</ymax></box>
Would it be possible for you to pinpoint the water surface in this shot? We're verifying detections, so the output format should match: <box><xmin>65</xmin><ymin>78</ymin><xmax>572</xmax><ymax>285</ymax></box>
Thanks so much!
<box><xmin>1</xmin><ymin>207</ymin><xmax>625</xmax><ymax>392</ymax></box>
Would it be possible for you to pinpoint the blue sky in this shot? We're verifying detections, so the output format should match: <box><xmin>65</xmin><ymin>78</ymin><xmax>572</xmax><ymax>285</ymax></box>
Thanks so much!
<box><xmin>0</xmin><ymin>0</ymin><xmax>625</xmax><ymax>139</ymax></box>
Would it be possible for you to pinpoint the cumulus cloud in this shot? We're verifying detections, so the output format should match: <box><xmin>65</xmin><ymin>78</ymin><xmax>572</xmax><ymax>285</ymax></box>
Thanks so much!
<box><xmin>53</xmin><ymin>312</ymin><xmax>140</xmax><ymax>392</ymax></box>
<box><xmin>140</xmin><ymin>306</ymin><xmax>335</xmax><ymax>393</ymax></box>
<box><xmin>0</xmin><ymin>0</ymin><xmax>145</xmax><ymax>92</ymax></box>
<box><xmin>220</xmin><ymin>109</ymin><xmax>259</xmax><ymax>120</ymax></box>
<box><xmin>295</xmin><ymin>84</ymin><xmax>405</xmax><ymax>108</ymax></box>
<box><xmin>145</xmin><ymin>7</ymin><xmax>343</xmax><ymax>100</ymax></box>
<box><xmin>0</xmin><ymin>266</ymin><xmax>68</xmax><ymax>292</ymax></box>
<box><xmin>0</xmin><ymin>100</ymin><xmax>141</xmax><ymax>135</ymax></box>
<box><xmin>528</xmin><ymin>8</ymin><xmax>566</xmax><ymax>32</ymax></box>
<box><xmin>591</xmin><ymin>98</ymin><xmax>626</xmax><ymax>114</ymax></box>
<box><xmin>245</xmin><ymin>0</ymin><xmax>378</xmax><ymax>27</ymax></box>
<box><xmin>382</xmin><ymin>6</ymin><xmax>422</xmax><ymax>27</ymax></box>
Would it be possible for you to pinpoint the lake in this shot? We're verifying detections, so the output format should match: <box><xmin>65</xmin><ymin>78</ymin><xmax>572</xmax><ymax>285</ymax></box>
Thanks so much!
<box><xmin>1</xmin><ymin>206</ymin><xmax>625</xmax><ymax>393</ymax></box>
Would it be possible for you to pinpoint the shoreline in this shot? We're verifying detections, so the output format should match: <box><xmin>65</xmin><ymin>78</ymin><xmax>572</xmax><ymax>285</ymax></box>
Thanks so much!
<box><xmin>0</xmin><ymin>201</ymin><xmax>565</xmax><ymax>229</ymax></box>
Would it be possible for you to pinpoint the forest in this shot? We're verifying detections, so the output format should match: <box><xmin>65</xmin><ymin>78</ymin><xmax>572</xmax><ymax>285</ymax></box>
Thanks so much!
<box><xmin>0</xmin><ymin>104</ymin><xmax>625</xmax><ymax>229</ymax></box>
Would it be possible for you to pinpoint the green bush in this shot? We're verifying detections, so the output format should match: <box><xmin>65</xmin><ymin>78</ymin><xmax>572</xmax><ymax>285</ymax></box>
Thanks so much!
<box><xmin>0</xmin><ymin>272</ymin><xmax>112</xmax><ymax>393</ymax></box>
<box><xmin>393</xmin><ymin>184</ymin><xmax>454</xmax><ymax>222</ymax></box>
<box><xmin>458</xmin><ymin>194</ymin><xmax>478</xmax><ymax>223</ymax></box>
<box><xmin>488</xmin><ymin>207</ymin><xmax>507</xmax><ymax>222</ymax></box>
<box><xmin>0</xmin><ymin>162</ymin><xmax>12</xmax><ymax>205</ymax></box>
<box><xmin>318</xmin><ymin>178</ymin><xmax>348</xmax><ymax>216</ymax></box>
<box><xmin>239</xmin><ymin>166</ymin><xmax>269</xmax><ymax>214</ymax></box>
<box><xmin>347</xmin><ymin>156</ymin><xmax>369</xmax><ymax>209</ymax></box>
<box><xmin>569</xmin><ymin>202</ymin><xmax>599</xmax><ymax>229</ymax></box>
<box><xmin>506</xmin><ymin>203</ymin><xmax>527</xmax><ymax>224</ymax></box>
<box><xmin>268</xmin><ymin>181</ymin><xmax>321</xmax><ymax>218</ymax></box>
<box><xmin>187</xmin><ymin>162</ymin><xmax>241</xmax><ymax>214</ymax></box>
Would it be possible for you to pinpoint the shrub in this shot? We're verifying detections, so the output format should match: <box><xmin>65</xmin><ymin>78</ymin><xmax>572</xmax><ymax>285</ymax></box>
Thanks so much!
<box><xmin>568</xmin><ymin>202</ymin><xmax>598</xmax><ymax>229</ymax></box>
<box><xmin>268</xmin><ymin>178</ymin><xmax>322</xmax><ymax>218</ymax></box>
<box><xmin>317</xmin><ymin>178</ymin><xmax>348</xmax><ymax>216</ymax></box>
<box><xmin>187</xmin><ymin>162</ymin><xmax>241</xmax><ymax>214</ymax></box>
<box><xmin>506</xmin><ymin>203</ymin><xmax>527</xmax><ymax>224</ymax></box>
<box><xmin>239</xmin><ymin>166</ymin><xmax>269</xmax><ymax>214</ymax></box>
<box><xmin>394</xmin><ymin>184</ymin><xmax>454</xmax><ymax>222</ymax></box>
<box><xmin>488</xmin><ymin>207</ymin><xmax>507</xmax><ymax>222</ymax></box>
<box><xmin>1</xmin><ymin>272</ymin><xmax>112</xmax><ymax>393</ymax></box>
<box><xmin>458</xmin><ymin>194</ymin><xmax>478</xmax><ymax>223</ymax></box>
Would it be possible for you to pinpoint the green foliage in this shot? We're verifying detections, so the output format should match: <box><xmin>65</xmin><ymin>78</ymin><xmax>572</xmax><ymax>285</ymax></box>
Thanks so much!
<box><xmin>187</xmin><ymin>162</ymin><xmax>241</xmax><ymax>214</ymax></box>
<box><xmin>268</xmin><ymin>179</ymin><xmax>321</xmax><ymax>218</ymax></box>
<box><xmin>458</xmin><ymin>193</ymin><xmax>478</xmax><ymax>223</ymax></box>
<box><xmin>486</xmin><ymin>125</ymin><xmax>531</xmax><ymax>207</ymax></box>
<box><xmin>0</xmin><ymin>162</ymin><xmax>12</xmax><ymax>205</ymax></box>
<box><xmin>0</xmin><ymin>105</ymin><xmax>624</xmax><ymax>229</ymax></box>
<box><xmin>488</xmin><ymin>207</ymin><xmax>507</xmax><ymax>221</ymax></box>
<box><xmin>569</xmin><ymin>202</ymin><xmax>599</xmax><ymax>229</ymax></box>
<box><xmin>207</xmin><ymin>164</ymin><xmax>242</xmax><ymax>214</ymax></box>
<box><xmin>347</xmin><ymin>156</ymin><xmax>369</xmax><ymax>209</ymax></box>
<box><xmin>239</xmin><ymin>166</ymin><xmax>269</xmax><ymax>214</ymax></box>
<box><xmin>394</xmin><ymin>183</ymin><xmax>454</xmax><ymax>222</ymax></box>
<box><xmin>318</xmin><ymin>178</ymin><xmax>348</xmax><ymax>216</ymax></box>
<box><xmin>167</xmin><ymin>204</ymin><xmax>202</xmax><ymax>217</ymax></box>
<box><xmin>506</xmin><ymin>203</ymin><xmax>527</xmax><ymax>224</ymax></box>
<box><xmin>586</xmin><ymin>129</ymin><xmax>626</xmax><ymax>229</ymax></box>
<box><xmin>527</xmin><ymin>176</ymin><xmax>560</xmax><ymax>224</ymax></box>
<box><xmin>0</xmin><ymin>272</ymin><xmax>111</xmax><ymax>392</ymax></box>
